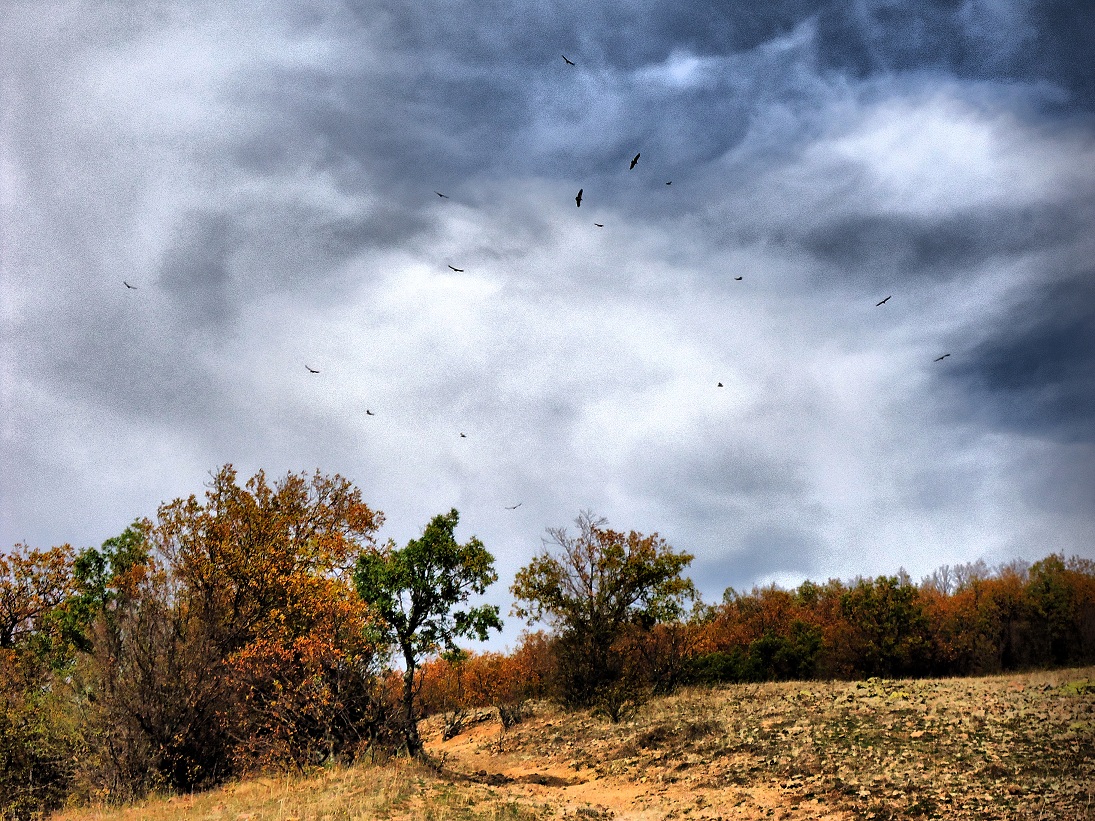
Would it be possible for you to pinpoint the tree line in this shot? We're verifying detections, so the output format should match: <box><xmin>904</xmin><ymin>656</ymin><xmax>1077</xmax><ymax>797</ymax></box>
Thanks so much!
<box><xmin>2</xmin><ymin>466</ymin><xmax>1093</xmax><ymax>819</ymax></box>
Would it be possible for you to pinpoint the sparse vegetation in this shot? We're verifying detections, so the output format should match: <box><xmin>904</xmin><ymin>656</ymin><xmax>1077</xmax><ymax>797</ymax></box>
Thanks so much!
<box><xmin>49</xmin><ymin>668</ymin><xmax>1094</xmax><ymax>821</ymax></box>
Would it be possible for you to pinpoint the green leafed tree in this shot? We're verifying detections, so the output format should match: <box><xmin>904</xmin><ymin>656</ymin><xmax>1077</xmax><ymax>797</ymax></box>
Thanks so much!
<box><xmin>840</xmin><ymin>575</ymin><xmax>931</xmax><ymax>677</ymax></box>
<box><xmin>353</xmin><ymin>509</ymin><xmax>501</xmax><ymax>757</ymax></box>
<box><xmin>64</xmin><ymin>520</ymin><xmax>152</xmax><ymax>653</ymax></box>
<box><xmin>510</xmin><ymin>511</ymin><xmax>695</xmax><ymax>710</ymax></box>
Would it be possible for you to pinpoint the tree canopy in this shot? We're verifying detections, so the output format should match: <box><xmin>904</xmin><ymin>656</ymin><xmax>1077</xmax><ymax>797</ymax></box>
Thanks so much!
<box><xmin>511</xmin><ymin>511</ymin><xmax>695</xmax><ymax>710</ymax></box>
<box><xmin>90</xmin><ymin>466</ymin><xmax>388</xmax><ymax>792</ymax></box>
<box><xmin>354</xmin><ymin>508</ymin><xmax>501</xmax><ymax>755</ymax></box>
<box><xmin>511</xmin><ymin>510</ymin><xmax>695</xmax><ymax>635</ymax></box>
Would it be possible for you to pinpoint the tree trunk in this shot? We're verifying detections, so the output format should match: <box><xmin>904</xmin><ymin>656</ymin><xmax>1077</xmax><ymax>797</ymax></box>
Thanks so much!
<box><xmin>401</xmin><ymin>658</ymin><xmax>423</xmax><ymax>757</ymax></box>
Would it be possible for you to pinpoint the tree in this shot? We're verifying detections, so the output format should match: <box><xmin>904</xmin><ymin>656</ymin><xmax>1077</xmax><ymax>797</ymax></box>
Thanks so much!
<box><xmin>510</xmin><ymin>511</ymin><xmax>695</xmax><ymax>710</ymax></box>
<box><xmin>87</xmin><ymin>465</ymin><xmax>387</xmax><ymax>794</ymax></box>
<box><xmin>353</xmin><ymin>509</ymin><xmax>501</xmax><ymax>757</ymax></box>
<box><xmin>63</xmin><ymin>521</ymin><xmax>152</xmax><ymax>654</ymax></box>
<box><xmin>0</xmin><ymin>544</ymin><xmax>76</xmax><ymax>654</ymax></box>
<box><xmin>1026</xmin><ymin>554</ymin><xmax>1081</xmax><ymax>666</ymax></box>
<box><xmin>840</xmin><ymin>575</ymin><xmax>931</xmax><ymax>677</ymax></box>
<box><xmin>0</xmin><ymin>544</ymin><xmax>82</xmax><ymax>821</ymax></box>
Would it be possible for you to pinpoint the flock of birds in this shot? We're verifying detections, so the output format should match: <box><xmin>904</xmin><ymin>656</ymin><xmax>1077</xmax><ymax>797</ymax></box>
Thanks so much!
<box><xmin>115</xmin><ymin>50</ymin><xmax>955</xmax><ymax>509</ymax></box>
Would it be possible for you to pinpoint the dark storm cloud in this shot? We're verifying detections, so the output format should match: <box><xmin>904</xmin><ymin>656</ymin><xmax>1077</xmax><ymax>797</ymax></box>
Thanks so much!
<box><xmin>1009</xmin><ymin>1</ymin><xmax>1095</xmax><ymax>111</ymax></box>
<box><xmin>363</xmin><ymin>0</ymin><xmax>1093</xmax><ymax>117</ymax></box>
<box><xmin>288</xmin><ymin>0</ymin><xmax>1095</xmax><ymax>247</ymax></box>
<box><xmin>794</xmin><ymin>203</ymin><xmax>1091</xmax><ymax>285</ymax></box>
<box><xmin>812</xmin><ymin>1</ymin><xmax>1095</xmax><ymax>111</ymax></box>
<box><xmin>172</xmin><ymin>0</ymin><xmax>1091</xmax><ymax>252</ymax></box>
<box><xmin>956</xmin><ymin>274</ymin><xmax>1095</xmax><ymax>444</ymax></box>
<box><xmin>158</xmin><ymin>212</ymin><xmax>236</xmax><ymax>327</ymax></box>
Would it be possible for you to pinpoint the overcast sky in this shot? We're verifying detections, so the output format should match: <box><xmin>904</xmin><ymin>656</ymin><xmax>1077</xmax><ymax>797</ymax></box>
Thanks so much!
<box><xmin>2</xmin><ymin>0</ymin><xmax>1093</xmax><ymax>649</ymax></box>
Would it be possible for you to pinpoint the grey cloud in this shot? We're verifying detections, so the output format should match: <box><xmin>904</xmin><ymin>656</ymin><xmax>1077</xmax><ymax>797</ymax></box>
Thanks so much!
<box><xmin>633</xmin><ymin>438</ymin><xmax>808</xmax><ymax>519</ymax></box>
<box><xmin>794</xmin><ymin>204</ymin><xmax>1090</xmax><ymax>284</ymax></box>
<box><xmin>4</xmin><ymin>0</ymin><xmax>1095</xmax><ymax>624</ymax></box>
<box><xmin>955</xmin><ymin>274</ymin><xmax>1095</xmax><ymax>443</ymax></box>
<box><xmin>158</xmin><ymin>212</ymin><xmax>236</xmax><ymax>327</ymax></box>
<box><xmin>694</xmin><ymin>524</ymin><xmax>825</xmax><ymax>600</ymax></box>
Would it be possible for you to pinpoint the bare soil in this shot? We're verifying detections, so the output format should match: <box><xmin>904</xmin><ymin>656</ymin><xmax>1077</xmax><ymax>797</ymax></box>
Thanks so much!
<box><xmin>423</xmin><ymin>666</ymin><xmax>1095</xmax><ymax>820</ymax></box>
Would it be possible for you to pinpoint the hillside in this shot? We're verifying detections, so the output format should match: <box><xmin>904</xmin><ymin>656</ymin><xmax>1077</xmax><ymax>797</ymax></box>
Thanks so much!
<box><xmin>54</xmin><ymin>666</ymin><xmax>1093</xmax><ymax>821</ymax></box>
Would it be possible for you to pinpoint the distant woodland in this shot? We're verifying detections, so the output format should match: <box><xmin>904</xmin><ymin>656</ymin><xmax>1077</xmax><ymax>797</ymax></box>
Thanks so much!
<box><xmin>3</xmin><ymin>466</ymin><xmax>1093</xmax><ymax>820</ymax></box>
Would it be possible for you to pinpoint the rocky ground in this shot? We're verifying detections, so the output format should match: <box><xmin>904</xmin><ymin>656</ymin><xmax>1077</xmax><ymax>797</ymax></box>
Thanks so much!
<box><xmin>55</xmin><ymin>666</ymin><xmax>1094</xmax><ymax>820</ymax></box>
<box><xmin>423</xmin><ymin>666</ymin><xmax>1094</xmax><ymax>820</ymax></box>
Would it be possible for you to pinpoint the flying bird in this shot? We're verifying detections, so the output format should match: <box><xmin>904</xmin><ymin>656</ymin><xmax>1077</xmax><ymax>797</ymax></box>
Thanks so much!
<box><xmin>876</xmin><ymin>295</ymin><xmax>891</xmax><ymax>306</ymax></box>
<box><xmin>630</xmin><ymin>153</ymin><xmax>640</xmax><ymax>170</ymax></box>
<box><xmin>562</xmin><ymin>54</ymin><xmax>575</xmax><ymax>66</ymax></box>
<box><xmin>460</xmin><ymin>432</ymin><xmax>467</xmax><ymax>438</ymax></box>
<box><xmin>505</xmin><ymin>503</ymin><xmax>523</xmax><ymax>510</ymax></box>
<box><xmin>448</xmin><ymin>265</ymin><xmax>464</xmax><ymax>272</ymax></box>
<box><xmin>717</xmin><ymin>382</ymin><xmax>724</xmax><ymax>387</ymax></box>
<box><xmin>305</xmin><ymin>365</ymin><xmax>320</xmax><ymax>374</ymax></box>
<box><xmin>594</xmin><ymin>223</ymin><xmax>604</xmax><ymax>228</ymax></box>
<box><xmin>934</xmin><ymin>354</ymin><xmax>951</xmax><ymax>362</ymax></box>
<box><xmin>665</xmin><ymin>181</ymin><xmax>672</xmax><ymax>185</ymax></box>
<box><xmin>575</xmin><ymin>188</ymin><xmax>583</xmax><ymax>207</ymax></box>
<box><xmin>123</xmin><ymin>281</ymin><xmax>137</xmax><ymax>289</ymax></box>
<box><xmin>435</xmin><ymin>191</ymin><xmax>449</xmax><ymax>198</ymax></box>
<box><xmin>366</xmin><ymin>409</ymin><xmax>375</xmax><ymax>416</ymax></box>
<box><xmin>734</xmin><ymin>276</ymin><xmax>743</xmax><ymax>281</ymax></box>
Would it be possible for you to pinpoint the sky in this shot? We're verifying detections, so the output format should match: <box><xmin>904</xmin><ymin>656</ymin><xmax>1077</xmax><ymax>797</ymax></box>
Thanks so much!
<box><xmin>2</xmin><ymin>0</ymin><xmax>1093</xmax><ymax>650</ymax></box>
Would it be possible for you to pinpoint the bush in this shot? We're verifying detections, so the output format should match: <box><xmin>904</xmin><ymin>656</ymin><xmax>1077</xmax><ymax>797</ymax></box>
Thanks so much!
<box><xmin>0</xmin><ymin>654</ymin><xmax>80</xmax><ymax>821</ymax></box>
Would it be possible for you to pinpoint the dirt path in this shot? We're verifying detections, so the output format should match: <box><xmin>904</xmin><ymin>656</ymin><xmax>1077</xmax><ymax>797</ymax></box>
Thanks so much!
<box><xmin>424</xmin><ymin>707</ymin><xmax>852</xmax><ymax>820</ymax></box>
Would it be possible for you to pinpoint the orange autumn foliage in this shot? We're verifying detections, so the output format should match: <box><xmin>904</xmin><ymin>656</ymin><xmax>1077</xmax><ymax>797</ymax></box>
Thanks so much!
<box><xmin>416</xmin><ymin>632</ymin><xmax>555</xmax><ymax>719</ymax></box>
<box><xmin>86</xmin><ymin>466</ymin><xmax>392</xmax><ymax>794</ymax></box>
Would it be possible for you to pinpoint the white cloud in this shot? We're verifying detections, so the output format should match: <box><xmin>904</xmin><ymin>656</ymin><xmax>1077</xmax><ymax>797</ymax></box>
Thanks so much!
<box><xmin>813</xmin><ymin>93</ymin><xmax>1095</xmax><ymax>217</ymax></box>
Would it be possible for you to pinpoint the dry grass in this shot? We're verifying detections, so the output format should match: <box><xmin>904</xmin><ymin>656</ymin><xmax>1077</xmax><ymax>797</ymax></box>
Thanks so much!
<box><xmin>54</xmin><ymin>667</ymin><xmax>1095</xmax><ymax>821</ymax></box>
<box><xmin>51</xmin><ymin>759</ymin><xmax>549</xmax><ymax>821</ymax></box>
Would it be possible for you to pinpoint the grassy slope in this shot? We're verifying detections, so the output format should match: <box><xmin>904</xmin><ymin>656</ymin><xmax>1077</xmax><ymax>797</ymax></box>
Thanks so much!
<box><xmin>54</xmin><ymin>666</ymin><xmax>1094</xmax><ymax>821</ymax></box>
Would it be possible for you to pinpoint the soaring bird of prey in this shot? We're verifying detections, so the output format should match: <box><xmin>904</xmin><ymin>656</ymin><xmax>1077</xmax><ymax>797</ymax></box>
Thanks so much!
<box><xmin>575</xmin><ymin>188</ymin><xmax>583</xmax><ymax>207</ymax></box>
<box><xmin>594</xmin><ymin>223</ymin><xmax>604</xmax><ymax>227</ymax></box>
<box><xmin>448</xmin><ymin>265</ymin><xmax>464</xmax><ymax>272</ymax></box>
<box><xmin>123</xmin><ymin>281</ymin><xmax>137</xmax><ymax>289</ymax></box>
<box><xmin>562</xmin><ymin>54</ymin><xmax>575</xmax><ymax>65</ymax></box>
<box><xmin>876</xmin><ymin>295</ymin><xmax>891</xmax><ymax>306</ymax></box>
<box><xmin>435</xmin><ymin>191</ymin><xmax>449</xmax><ymax>198</ymax></box>
<box><xmin>734</xmin><ymin>276</ymin><xmax>743</xmax><ymax>281</ymax></box>
<box><xmin>630</xmin><ymin>152</ymin><xmax>640</xmax><ymax>170</ymax></box>
<box><xmin>305</xmin><ymin>365</ymin><xmax>320</xmax><ymax>374</ymax></box>
<box><xmin>505</xmin><ymin>503</ymin><xmax>523</xmax><ymax>510</ymax></box>
<box><xmin>934</xmin><ymin>354</ymin><xmax>951</xmax><ymax>362</ymax></box>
